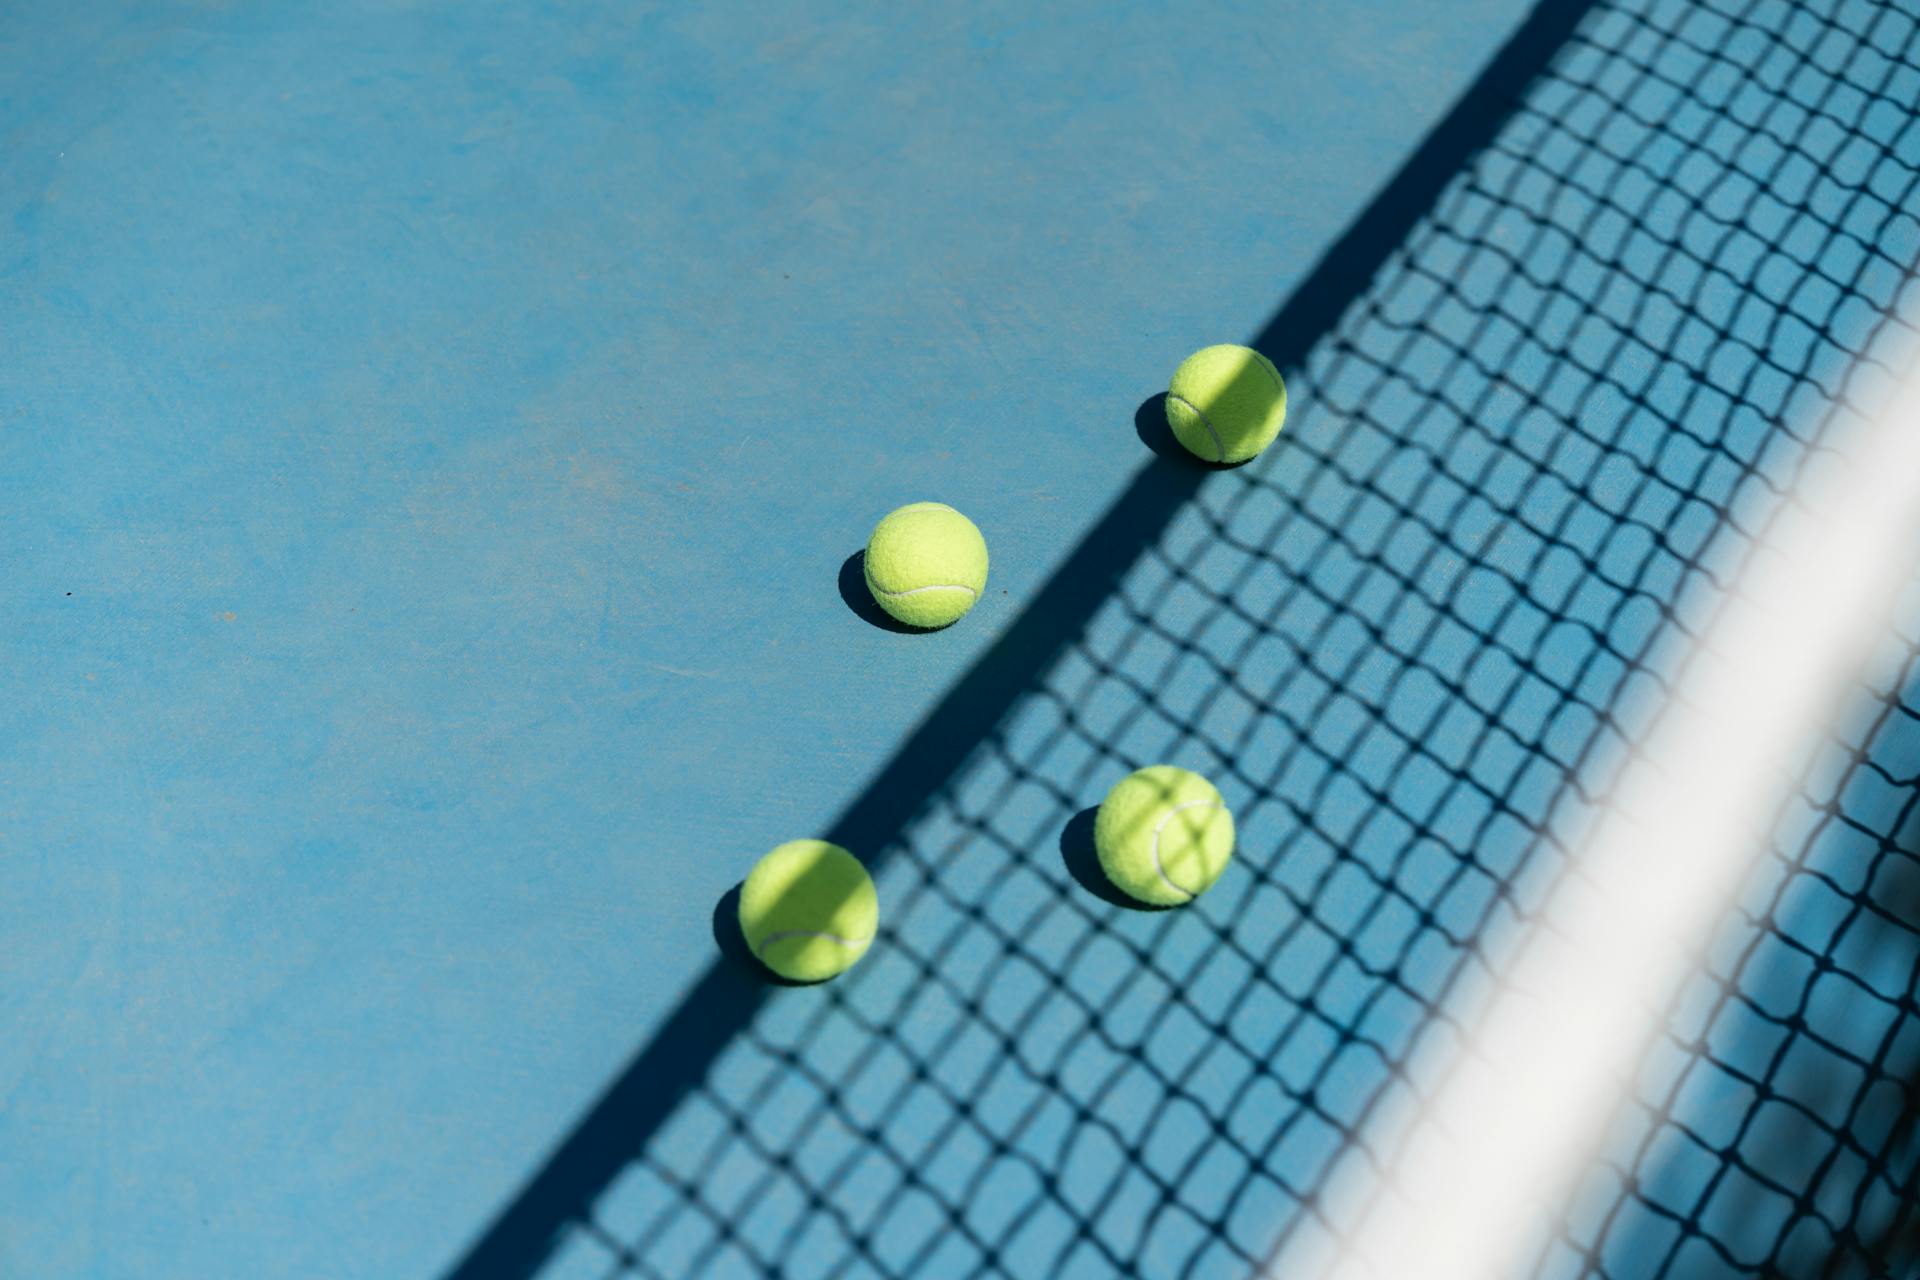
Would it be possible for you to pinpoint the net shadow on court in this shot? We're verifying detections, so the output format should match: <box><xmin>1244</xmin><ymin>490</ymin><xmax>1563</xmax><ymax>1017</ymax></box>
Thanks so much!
<box><xmin>446</xmin><ymin>1</ymin><xmax>1920</xmax><ymax>1276</ymax></box>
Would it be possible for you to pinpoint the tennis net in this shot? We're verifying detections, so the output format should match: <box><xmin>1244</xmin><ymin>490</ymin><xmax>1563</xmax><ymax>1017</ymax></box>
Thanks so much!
<box><xmin>451</xmin><ymin>1</ymin><xmax>1920</xmax><ymax>1276</ymax></box>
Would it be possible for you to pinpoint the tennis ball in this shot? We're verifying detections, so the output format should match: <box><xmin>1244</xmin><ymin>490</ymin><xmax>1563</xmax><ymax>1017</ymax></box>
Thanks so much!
<box><xmin>1094</xmin><ymin>766</ymin><xmax>1235</xmax><ymax>906</ymax></box>
<box><xmin>1165</xmin><ymin>344</ymin><xmax>1287</xmax><ymax>464</ymax></box>
<box><xmin>863</xmin><ymin>502</ymin><xmax>989</xmax><ymax>629</ymax></box>
<box><xmin>737</xmin><ymin>839</ymin><xmax>879</xmax><ymax>982</ymax></box>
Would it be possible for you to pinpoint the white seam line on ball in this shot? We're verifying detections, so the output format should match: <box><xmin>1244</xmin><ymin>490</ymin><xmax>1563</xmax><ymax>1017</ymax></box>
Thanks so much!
<box><xmin>1253</xmin><ymin>352</ymin><xmax>1285</xmax><ymax>398</ymax></box>
<box><xmin>754</xmin><ymin>928</ymin><xmax>874</xmax><ymax>958</ymax></box>
<box><xmin>868</xmin><ymin>583</ymin><xmax>979</xmax><ymax>599</ymax></box>
<box><xmin>1150</xmin><ymin>799</ymin><xmax>1221</xmax><ymax>899</ymax></box>
<box><xmin>1167</xmin><ymin>393</ymin><xmax>1227</xmax><ymax>462</ymax></box>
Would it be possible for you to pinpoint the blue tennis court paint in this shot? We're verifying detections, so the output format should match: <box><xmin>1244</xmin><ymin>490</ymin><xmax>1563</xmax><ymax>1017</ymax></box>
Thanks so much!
<box><xmin>0</xmin><ymin>2</ymin><xmax>1539</xmax><ymax>1276</ymax></box>
<box><xmin>463</xmin><ymin>2</ymin><xmax>1920</xmax><ymax>1277</ymax></box>
<box><xmin>9</xmin><ymin>2</ymin><xmax>1920</xmax><ymax>1279</ymax></box>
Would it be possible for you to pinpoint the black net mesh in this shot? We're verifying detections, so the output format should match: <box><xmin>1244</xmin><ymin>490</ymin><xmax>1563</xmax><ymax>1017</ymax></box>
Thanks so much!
<box><xmin>452</xmin><ymin>1</ymin><xmax>1920</xmax><ymax>1277</ymax></box>
<box><xmin>1538</xmin><ymin>609</ymin><xmax>1920</xmax><ymax>1280</ymax></box>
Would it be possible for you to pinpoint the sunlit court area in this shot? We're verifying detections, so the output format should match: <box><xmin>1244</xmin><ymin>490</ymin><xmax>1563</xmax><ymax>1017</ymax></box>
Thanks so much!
<box><xmin>6</xmin><ymin>1</ymin><xmax>1920</xmax><ymax>1277</ymax></box>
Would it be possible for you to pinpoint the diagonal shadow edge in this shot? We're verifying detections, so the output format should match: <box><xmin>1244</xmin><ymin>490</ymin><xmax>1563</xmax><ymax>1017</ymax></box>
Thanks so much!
<box><xmin>441</xmin><ymin>3</ymin><xmax>1599</xmax><ymax>1275</ymax></box>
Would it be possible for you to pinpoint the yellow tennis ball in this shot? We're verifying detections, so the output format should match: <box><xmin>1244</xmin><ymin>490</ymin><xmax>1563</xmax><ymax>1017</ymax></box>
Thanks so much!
<box><xmin>1093</xmin><ymin>766</ymin><xmax>1235</xmax><ymax>906</ymax></box>
<box><xmin>737</xmin><ymin>839</ymin><xmax>879</xmax><ymax>982</ymax></box>
<box><xmin>1165</xmin><ymin>344</ymin><xmax>1287</xmax><ymax>464</ymax></box>
<box><xmin>863</xmin><ymin>502</ymin><xmax>989</xmax><ymax>629</ymax></box>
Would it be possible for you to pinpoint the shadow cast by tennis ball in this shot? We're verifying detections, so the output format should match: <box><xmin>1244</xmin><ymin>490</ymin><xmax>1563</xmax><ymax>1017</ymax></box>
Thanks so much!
<box><xmin>1132</xmin><ymin>392</ymin><xmax>1255</xmax><ymax>471</ymax></box>
<box><xmin>710</xmin><ymin>883</ymin><xmax>813</xmax><ymax>987</ymax></box>
<box><xmin>1132</xmin><ymin>393</ymin><xmax>1188</xmax><ymax>464</ymax></box>
<box><xmin>1059</xmin><ymin>805</ymin><xmax>1175</xmax><ymax>912</ymax></box>
<box><xmin>837</xmin><ymin>551</ymin><xmax>931</xmax><ymax>634</ymax></box>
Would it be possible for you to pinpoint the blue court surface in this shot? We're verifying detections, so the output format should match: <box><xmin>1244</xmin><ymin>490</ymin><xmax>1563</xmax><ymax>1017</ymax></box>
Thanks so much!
<box><xmin>6</xmin><ymin>2</ymin><xmax>1920</xmax><ymax>1278</ymax></box>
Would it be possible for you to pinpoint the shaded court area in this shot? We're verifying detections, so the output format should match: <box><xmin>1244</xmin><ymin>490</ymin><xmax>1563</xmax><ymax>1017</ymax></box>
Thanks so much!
<box><xmin>452</xmin><ymin>1</ymin><xmax>1920</xmax><ymax>1277</ymax></box>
